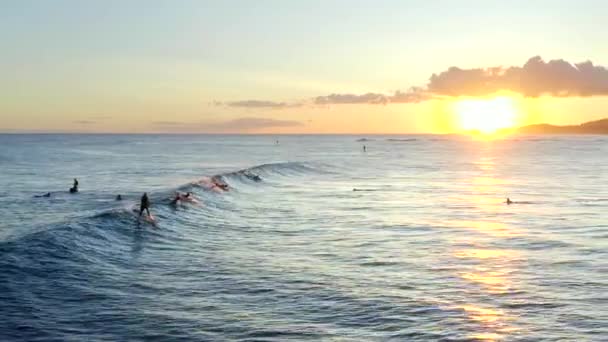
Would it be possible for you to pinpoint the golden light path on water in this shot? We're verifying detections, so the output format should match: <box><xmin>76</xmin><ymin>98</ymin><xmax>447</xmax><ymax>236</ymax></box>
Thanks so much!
<box><xmin>444</xmin><ymin>143</ymin><xmax>526</xmax><ymax>341</ymax></box>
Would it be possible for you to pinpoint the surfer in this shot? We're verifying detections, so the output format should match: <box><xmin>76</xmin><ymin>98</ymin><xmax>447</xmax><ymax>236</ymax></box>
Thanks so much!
<box><xmin>363</xmin><ymin>145</ymin><xmax>366</xmax><ymax>152</ymax></box>
<box><xmin>215</xmin><ymin>183</ymin><xmax>228</xmax><ymax>191</ymax></box>
<box><xmin>181</xmin><ymin>192</ymin><xmax>199</xmax><ymax>202</ymax></box>
<box><xmin>116</xmin><ymin>194</ymin><xmax>122</xmax><ymax>201</ymax></box>
<box><xmin>212</xmin><ymin>177</ymin><xmax>229</xmax><ymax>191</ymax></box>
<box><xmin>35</xmin><ymin>192</ymin><xmax>51</xmax><ymax>198</ymax></box>
<box><xmin>69</xmin><ymin>178</ymin><xmax>79</xmax><ymax>193</ymax></box>
<box><xmin>244</xmin><ymin>172</ymin><xmax>262</xmax><ymax>182</ymax></box>
<box><xmin>169</xmin><ymin>192</ymin><xmax>181</xmax><ymax>206</ymax></box>
<box><xmin>139</xmin><ymin>192</ymin><xmax>151</xmax><ymax>217</ymax></box>
<box><xmin>506</xmin><ymin>197</ymin><xmax>513</xmax><ymax>205</ymax></box>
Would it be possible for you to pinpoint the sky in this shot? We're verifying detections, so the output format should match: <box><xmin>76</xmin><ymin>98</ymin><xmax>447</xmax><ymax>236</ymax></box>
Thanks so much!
<box><xmin>1</xmin><ymin>0</ymin><xmax>608</xmax><ymax>133</ymax></box>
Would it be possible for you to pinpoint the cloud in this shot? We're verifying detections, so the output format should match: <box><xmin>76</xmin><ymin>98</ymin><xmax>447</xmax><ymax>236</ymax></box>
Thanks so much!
<box><xmin>206</xmin><ymin>117</ymin><xmax>303</xmax><ymax>130</ymax></box>
<box><xmin>218</xmin><ymin>100</ymin><xmax>302</xmax><ymax>109</ymax></box>
<box><xmin>72</xmin><ymin>116</ymin><xmax>111</xmax><ymax>126</ymax></box>
<box><xmin>313</xmin><ymin>87</ymin><xmax>432</xmax><ymax>105</ymax></box>
<box><xmin>428</xmin><ymin>56</ymin><xmax>608</xmax><ymax>97</ymax></box>
<box><xmin>389</xmin><ymin>87</ymin><xmax>433</xmax><ymax>103</ymax></box>
<box><xmin>314</xmin><ymin>93</ymin><xmax>389</xmax><ymax>105</ymax></box>
<box><xmin>152</xmin><ymin>117</ymin><xmax>303</xmax><ymax>132</ymax></box>
<box><xmin>216</xmin><ymin>56</ymin><xmax>608</xmax><ymax>108</ymax></box>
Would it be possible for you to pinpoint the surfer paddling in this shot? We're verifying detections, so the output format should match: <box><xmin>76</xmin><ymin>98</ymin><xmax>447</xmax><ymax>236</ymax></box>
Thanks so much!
<box><xmin>170</xmin><ymin>192</ymin><xmax>198</xmax><ymax>206</ymax></box>
<box><xmin>211</xmin><ymin>177</ymin><xmax>229</xmax><ymax>191</ymax></box>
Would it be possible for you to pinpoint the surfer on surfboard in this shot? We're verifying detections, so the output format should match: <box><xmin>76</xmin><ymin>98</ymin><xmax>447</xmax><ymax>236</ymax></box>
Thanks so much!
<box><xmin>139</xmin><ymin>192</ymin><xmax>151</xmax><ymax>217</ymax></box>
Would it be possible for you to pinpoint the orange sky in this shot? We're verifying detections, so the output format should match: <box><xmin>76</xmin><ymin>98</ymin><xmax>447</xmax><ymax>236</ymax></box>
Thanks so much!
<box><xmin>1</xmin><ymin>2</ymin><xmax>607</xmax><ymax>133</ymax></box>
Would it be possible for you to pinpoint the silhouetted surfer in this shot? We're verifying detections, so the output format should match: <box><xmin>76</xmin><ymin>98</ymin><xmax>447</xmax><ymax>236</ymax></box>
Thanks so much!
<box><xmin>69</xmin><ymin>178</ymin><xmax>79</xmax><ymax>193</ymax></box>
<box><xmin>363</xmin><ymin>145</ymin><xmax>366</xmax><ymax>152</ymax></box>
<box><xmin>506</xmin><ymin>197</ymin><xmax>513</xmax><ymax>205</ymax></box>
<box><xmin>139</xmin><ymin>192</ymin><xmax>151</xmax><ymax>217</ymax></box>
<box><xmin>35</xmin><ymin>192</ymin><xmax>51</xmax><ymax>198</ymax></box>
<box><xmin>116</xmin><ymin>194</ymin><xmax>122</xmax><ymax>201</ymax></box>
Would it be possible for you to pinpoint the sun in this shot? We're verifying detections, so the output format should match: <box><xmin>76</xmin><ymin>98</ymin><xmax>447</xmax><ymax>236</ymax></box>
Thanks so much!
<box><xmin>454</xmin><ymin>96</ymin><xmax>517</xmax><ymax>134</ymax></box>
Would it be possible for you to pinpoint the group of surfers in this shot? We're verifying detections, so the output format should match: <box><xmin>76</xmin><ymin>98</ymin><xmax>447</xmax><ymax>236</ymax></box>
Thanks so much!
<box><xmin>36</xmin><ymin>176</ymin><xmax>517</xmax><ymax>223</ymax></box>
<box><xmin>34</xmin><ymin>176</ymin><xmax>231</xmax><ymax>221</ymax></box>
<box><xmin>34</xmin><ymin>178</ymin><xmax>79</xmax><ymax>198</ymax></box>
<box><xmin>137</xmin><ymin>176</ymin><xmax>229</xmax><ymax>219</ymax></box>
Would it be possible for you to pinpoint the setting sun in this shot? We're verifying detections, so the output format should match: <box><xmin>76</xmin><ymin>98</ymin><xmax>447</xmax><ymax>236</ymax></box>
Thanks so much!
<box><xmin>455</xmin><ymin>97</ymin><xmax>517</xmax><ymax>134</ymax></box>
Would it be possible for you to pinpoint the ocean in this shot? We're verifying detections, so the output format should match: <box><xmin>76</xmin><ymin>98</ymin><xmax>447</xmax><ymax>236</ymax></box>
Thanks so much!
<box><xmin>0</xmin><ymin>134</ymin><xmax>606</xmax><ymax>341</ymax></box>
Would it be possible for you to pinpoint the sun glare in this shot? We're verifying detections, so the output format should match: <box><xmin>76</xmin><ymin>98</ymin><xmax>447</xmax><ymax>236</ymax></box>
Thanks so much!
<box><xmin>455</xmin><ymin>97</ymin><xmax>517</xmax><ymax>134</ymax></box>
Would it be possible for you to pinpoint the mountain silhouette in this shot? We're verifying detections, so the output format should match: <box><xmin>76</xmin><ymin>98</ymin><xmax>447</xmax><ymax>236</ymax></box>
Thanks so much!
<box><xmin>514</xmin><ymin>118</ymin><xmax>608</xmax><ymax>134</ymax></box>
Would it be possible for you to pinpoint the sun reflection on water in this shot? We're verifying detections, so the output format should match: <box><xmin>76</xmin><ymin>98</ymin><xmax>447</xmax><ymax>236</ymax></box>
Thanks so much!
<box><xmin>445</xmin><ymin>150</ymin><xmax>525</xmax><ymax>340</ymax></box>
<box><xmin>448</xmin><ymin>220</ymin><xmax>521</xmax><ymax>238</ymax></box>
<box><xmin>460</xmin><ymin>268</ymin><xmax>512</xmax><ymax>294</ymax></box>
<box><xmin>454</xmin><ymin>248</ymin><xmax>514</xmax><ymax>259</ymax></box>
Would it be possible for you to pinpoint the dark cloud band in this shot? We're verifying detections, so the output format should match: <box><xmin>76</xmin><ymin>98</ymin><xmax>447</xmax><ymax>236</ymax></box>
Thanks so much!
<box><xmin>216</xmin><ymin>56</ymin><xmax>608</xmax><ymax>106</ymax></box>
<box><xmin>428</xmin><ymin>56</ymin><xmax>608</xmax><ymax>97</ymax></box>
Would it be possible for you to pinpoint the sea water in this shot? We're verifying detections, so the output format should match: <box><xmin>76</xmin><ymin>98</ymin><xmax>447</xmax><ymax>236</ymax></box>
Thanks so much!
<box><xmin>0</xmin><ymin>134</ymin><xmax>606</xmax><ymax>341</ymax></box>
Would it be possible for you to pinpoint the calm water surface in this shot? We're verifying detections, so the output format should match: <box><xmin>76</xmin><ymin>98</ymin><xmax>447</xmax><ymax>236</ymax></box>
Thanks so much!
<box><xmin>0</xmin><ymin>134</ymin><xmax>606</xmax><ymax>341</ymax></box>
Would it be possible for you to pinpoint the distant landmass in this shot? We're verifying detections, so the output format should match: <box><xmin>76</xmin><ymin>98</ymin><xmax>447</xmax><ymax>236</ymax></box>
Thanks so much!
<box><xmin>512</xmin><ymin>118</ymin><xmax>608</xmax><ymax>135</ymax></box>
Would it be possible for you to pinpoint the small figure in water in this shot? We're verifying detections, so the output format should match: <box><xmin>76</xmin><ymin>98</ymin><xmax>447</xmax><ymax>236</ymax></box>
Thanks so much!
<box><xmin>69</xmin><ymin>178</ymin><xmax>79</xmax><ymax>193</ymax></box>
<box><xmin>171</xmin><ymin>192</ymin><xmax>197</xmax><ymax>205</ymax></box>
<box><xmin>35</xmin><ymin>192</ymin><xmax>51</xmax><ymax>198</ymax></box>
<box><xmin>170</xmin><ymin>192</ymin><xmax>181</xmax><ymax>206</ymax></box>
<box><xmin>139</xmin><ymin>192</ymin><xmax>151</xmax><ymax>217</ymax></box>
<box><xmin>212</xmin><ymin>176</ymin><xmax>229</xmax><ymax>191</ymax></box>
<box><xmin>363</xmin><ymin>145</ymin><xmax>367</xmax><ymax>152</ymax></box>
<box><xmin>244</xmin><ymin>172</ymin><xmax>262</xmax><ymax>182</ymax></box>
<box><xmin>116</xmin><ymin>194</ymin><xmax>122</xmax><ymax>201</ymax></box>
<box><xmin>506</xmin><ymin>197</ymin><xmax>513</xmax><ymax>205</ymax></box>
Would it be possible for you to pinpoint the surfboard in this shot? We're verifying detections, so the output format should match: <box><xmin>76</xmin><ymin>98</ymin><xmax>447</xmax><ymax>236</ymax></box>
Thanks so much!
<box><xmin>140</xmin><ymin>214</ymin><xmax>158</xmax><ymax>227</ymax></box>
<box><xmin>131</xmin><ymin>207</ymin><xmax>158</xmax><ymax>226</ymax></box>
<box><xmin>143</xmin><ymin>214</ymin><xmax>156</xmax><ymax>222</ymax></box>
